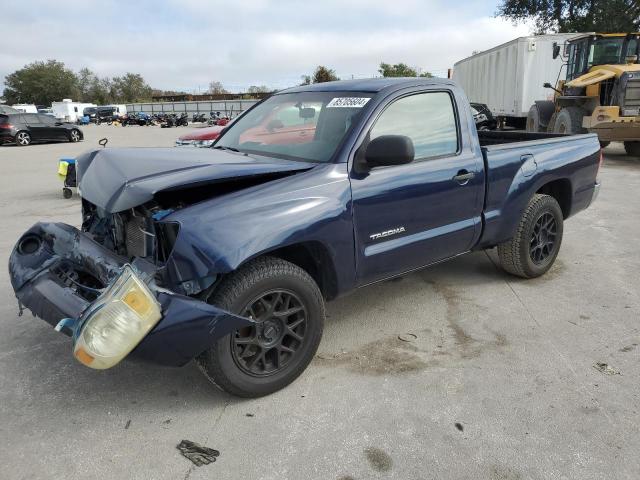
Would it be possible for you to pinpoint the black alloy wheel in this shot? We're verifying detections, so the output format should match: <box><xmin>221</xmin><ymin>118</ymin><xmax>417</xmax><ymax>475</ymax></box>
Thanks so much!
<box><xmin>529</xmin><ymin>212</ymin><xmax>557</xmax><ymax>264</ymax></box>
<box><xmin>232</xmin><ymin>289</ymin><xmax>307</xmax><ymax>376</ymax></box>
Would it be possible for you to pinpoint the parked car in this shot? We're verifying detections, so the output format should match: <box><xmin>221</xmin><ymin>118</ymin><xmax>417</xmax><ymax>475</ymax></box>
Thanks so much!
<box><xmin>0</xmin><ymin>113</ymin><xmax>83</xmax><ymax>146</ymax></box>
<box><xmin>83</xmin><ymin>107</ymin><xmax>98</xmax><ymax>122</ymax></box>
<box><xmin>96</xmin><ymin>107</ymin><xmax>116</xmax><ymax>124</ymax></box>
<box><xmin>175</xmin><ymin>125</ymin><xmax>226</xmax><ymax>147</ymax></box>
<box><xmin>9</xmin><ymin>78</ymin><xmax>600</xmax><ymax>397</ymax></box>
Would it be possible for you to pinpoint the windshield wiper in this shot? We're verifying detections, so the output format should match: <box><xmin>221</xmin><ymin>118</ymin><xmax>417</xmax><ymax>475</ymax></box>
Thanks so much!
<box><xmin>213</xmin><ymin>145</ymin><xmax>240</xmax><ymax>152</ymax></box>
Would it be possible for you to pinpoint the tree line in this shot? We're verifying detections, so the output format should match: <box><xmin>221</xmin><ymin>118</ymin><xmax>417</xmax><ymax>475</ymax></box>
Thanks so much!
<box><xmin>497</xmin><ymin>0</ymin><xmax>640</xmax><ymax>34</ymax></box>
<box><xmin>2</xmin><ymin>60</ymin><xmax>436</xmax><ymax>106</ymax></box>
<box><xmin>3</xmin><ymin>60</ymin><xmax>154</xmax><ymax>105</ymax></box>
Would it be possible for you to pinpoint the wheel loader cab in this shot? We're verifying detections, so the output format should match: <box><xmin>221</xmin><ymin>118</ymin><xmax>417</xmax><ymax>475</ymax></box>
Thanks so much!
<box><xmin>565</xmin><ymin>34</ymin><xmax>639</xmax><ymax>82</ymax></box>
<box><xmin>534</xmin><ymin>33</ymin><xmax>640</xmax><ymax>151</ymax></box>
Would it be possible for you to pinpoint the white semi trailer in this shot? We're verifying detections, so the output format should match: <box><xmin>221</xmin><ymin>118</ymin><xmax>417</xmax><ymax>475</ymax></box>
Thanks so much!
<box><xmin>452</xmin><ymin>33</ymin><xmax>578</xmax><ymax>129</ymax></box>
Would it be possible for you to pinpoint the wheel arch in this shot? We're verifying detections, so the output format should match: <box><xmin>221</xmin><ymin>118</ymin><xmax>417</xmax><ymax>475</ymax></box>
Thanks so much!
<box><xmin>248</xmin><ymin>241</ymin><xmax>339</xmax><ymax>301</ymax></box>
<box><xmin>533</xmin><ymin>101</ymin><xmax>556</xmax><ymax>129</ymax></box>
<box><xmin>536</xmin><ymin>178</ymin><xmax>572</xmax><ymax>218</ymax></box>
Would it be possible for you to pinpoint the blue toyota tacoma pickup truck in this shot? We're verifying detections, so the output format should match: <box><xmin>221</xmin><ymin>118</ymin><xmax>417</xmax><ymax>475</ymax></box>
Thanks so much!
<box><xmin>9</xmin><ymin>78</ymin><xmax>601</xmax><ymax>397</ymax></box>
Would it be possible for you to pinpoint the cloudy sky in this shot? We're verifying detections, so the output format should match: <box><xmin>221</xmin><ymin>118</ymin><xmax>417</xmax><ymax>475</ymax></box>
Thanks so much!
<box><xmin>1</xmin><ymin>0</ymin><xmax>531</xmax><ymax>93</ymax></box>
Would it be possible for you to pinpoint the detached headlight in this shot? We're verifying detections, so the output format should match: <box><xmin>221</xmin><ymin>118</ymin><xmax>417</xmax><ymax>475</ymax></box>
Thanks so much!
<box><xmin>73</xmin><ymin>265</ymin><xmax>162</xmax><ymax>369</ymax></box>
<box><xmin>198</xmin><ymin>139</ymin><xmax>215</xmax><ymax>147</ymax></box>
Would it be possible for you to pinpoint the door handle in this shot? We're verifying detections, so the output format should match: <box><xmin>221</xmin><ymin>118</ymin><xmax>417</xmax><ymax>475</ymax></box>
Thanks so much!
<box><xmin>453</xmin><ymin>170</ymin><xmax>475</xmax><ymax>185</ymax></box>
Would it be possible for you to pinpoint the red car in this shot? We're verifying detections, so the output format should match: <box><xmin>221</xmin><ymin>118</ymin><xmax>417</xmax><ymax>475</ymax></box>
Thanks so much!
<box><xmin>175</xmin><ymin>125</ymin><xmax>226</xmax><ymax>147</ymax></box>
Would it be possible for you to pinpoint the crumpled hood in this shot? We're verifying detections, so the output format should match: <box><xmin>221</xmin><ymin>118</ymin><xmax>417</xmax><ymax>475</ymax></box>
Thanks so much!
<box><xmin>76</xmin><ymin>147</ymin><xmax>314</xmax><ymax>213</ymax></box>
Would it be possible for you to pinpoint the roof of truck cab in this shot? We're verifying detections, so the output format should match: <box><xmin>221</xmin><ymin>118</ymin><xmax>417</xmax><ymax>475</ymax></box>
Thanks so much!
<box><xmin>280</xmin><ymin>77</ymin><xmax>454</xmax><ymax>94</ymax></box>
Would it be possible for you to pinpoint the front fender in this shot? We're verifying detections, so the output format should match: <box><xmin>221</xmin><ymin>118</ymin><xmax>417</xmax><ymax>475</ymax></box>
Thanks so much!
<box><xmin>161</xmin><ymin>163</ymin><xmax>356</xmax><ymax>295</ymax></box>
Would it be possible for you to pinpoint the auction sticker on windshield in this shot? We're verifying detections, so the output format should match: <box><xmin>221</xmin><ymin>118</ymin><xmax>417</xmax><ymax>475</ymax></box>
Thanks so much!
<box><xmin>327</xmin><ymin>97</ymin><xmax>371</xmax><ymax>108</ymax></box>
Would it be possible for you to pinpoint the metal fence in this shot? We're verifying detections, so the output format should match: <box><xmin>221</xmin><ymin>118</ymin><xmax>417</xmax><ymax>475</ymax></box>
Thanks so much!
<box><xmin>125</xmin><ymin>100</ymin><xmax>259</xmax><ymax>117</ymax></box>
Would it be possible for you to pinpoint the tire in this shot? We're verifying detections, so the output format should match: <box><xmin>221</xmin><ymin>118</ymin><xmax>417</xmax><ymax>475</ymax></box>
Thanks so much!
<box><xmin>198</xmin><ymin>256</ymin><xmax>325</xmax><ymax>397</ymax></box>
<box><xmin>526</xmin><ymin>105</ymin><xmax>542</xmax><ymax>132</ymax></box>
<box><xmin>553</xmin><ymin>107</ymin><xmax>586</xmax><ymax>134</ymax></box>
<box><xmin>62</xmin><ymin>188</ymin><xmax>73</xmax><ymax>199</ymax></box>
<box><xmin>15</xmin><ymin>131</ymin><xmax>31</xmax><ymax>146</ymax></box>
<box><xmin>497</xmin><ymin>194</ymin><xmax>564</xmax><ymax>279</ymax></box>
<box><xmin>624</xmin><ymin>141</ymin><xmax>640</xmax><ymax>156</ymax></box>
<box><xmin>599</xmin><ymin>141</ymin><xmax>611</xmax><ymax>148</ymax></box>
<box><xmin>69</xmin><ymin>129</ymin><xmax>81</xmax><ymax>143</ymax></box>
<box><xmin>546</xmin><ymin>112</ymin><xmax>558</xmax><ymax>132</ymax></box>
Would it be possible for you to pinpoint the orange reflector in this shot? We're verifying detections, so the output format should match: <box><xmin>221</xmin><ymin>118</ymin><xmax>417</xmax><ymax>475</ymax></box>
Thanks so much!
<box><xmin>123</xmin><ymin>289</ymin><xmax>151</xmax><ymax>316</ymax></box>
<box><xmin>75</xmin><ymin>346</ymin><xmax>95</xmax><ymax>365</ymax></box>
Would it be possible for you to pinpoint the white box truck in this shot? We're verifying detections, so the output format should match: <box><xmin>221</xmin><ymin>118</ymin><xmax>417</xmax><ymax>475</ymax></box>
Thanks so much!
<box><xmin>452</xmin><ymin>33</ymin><xmax>578</xmax><ymax>128</ymax></box>
<box><xmin>52</xmin><ymin>100</ymin><xmax>97</xmax><ymax>123</ymax></box>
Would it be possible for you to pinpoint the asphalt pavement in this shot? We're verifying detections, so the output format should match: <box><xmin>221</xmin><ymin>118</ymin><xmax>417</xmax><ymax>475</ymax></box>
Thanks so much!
<box><xmin>0</xmin><ymin>125</ymin><xmax>638</xmax><ymax>480</ymax></box>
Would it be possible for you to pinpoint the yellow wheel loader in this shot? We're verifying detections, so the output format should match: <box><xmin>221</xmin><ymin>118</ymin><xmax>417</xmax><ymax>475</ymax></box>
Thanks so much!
<box><xmin>527</xmin><ymin>33</ymin><xmax>640</xmax><ymax>154</ymax></box>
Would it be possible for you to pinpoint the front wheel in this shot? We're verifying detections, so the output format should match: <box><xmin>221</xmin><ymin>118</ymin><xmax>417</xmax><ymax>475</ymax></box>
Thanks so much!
<box><xmin>198</xmin><ymin>257</ymin><xmax>325</xmax><ymax>397</ymax></box>
<box><xmin>497</xmin><ymin>194</ymin><xmax>564</xmax><ymax>278</ymax></box>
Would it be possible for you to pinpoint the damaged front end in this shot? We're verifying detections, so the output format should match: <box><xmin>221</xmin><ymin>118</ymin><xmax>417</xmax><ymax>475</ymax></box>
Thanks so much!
<box><xmin>9</xmin><ymin>222</ymin><xmax>253</xmax><ymax>368</ymax></box>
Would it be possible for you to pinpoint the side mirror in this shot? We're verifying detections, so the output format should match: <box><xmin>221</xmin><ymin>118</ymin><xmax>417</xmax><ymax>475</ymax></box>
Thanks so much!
<box><xmin>552</xmin><ymin>42</ymin><xmax>561</xmax><ymax>59</ymax></box>
<box><xmin>543</xmin><ymin>82</ymin><xmax>553</xmax><ymax>89</ymax></box>
<box><xmin>365</xmin><ymin>135</ymin><xmax>414</xmax><ymax>168</ymax></box>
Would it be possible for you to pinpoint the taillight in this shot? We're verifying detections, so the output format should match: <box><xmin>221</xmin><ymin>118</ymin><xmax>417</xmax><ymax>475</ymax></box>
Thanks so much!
<box><xmin>0</xmin><ymin>123</ymin><xmax>13</xmax><ymax>129</ymax></box>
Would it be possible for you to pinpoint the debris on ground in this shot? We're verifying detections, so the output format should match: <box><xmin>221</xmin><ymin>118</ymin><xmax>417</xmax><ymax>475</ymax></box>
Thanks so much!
<box><xmin>124</xmin><ymin>420</ymin><xmax>131</xmax><ymax>430</ymax></box>
<box><xmin>398</xmin><ymin>333</ymin><xmax>417</xmax><ymax>342</ymax></box>
<box><xmin>177</xmin><ymin>440</ymin><xmax>220</xmax><ymax>466</ymax></box>
<box><xmin>593</xmin><ymin>363</ymin><xmax>621</xmax><ymax>375</ymax></box>
<box><xmin>245</xmin><ymin>413</ymin><xmax>254</xmax><ymax>417</ymax></box>
<box><xmin>455</xmin><ymin>422</ymin><xmax>464</xmax><ymax>432</ymax></box>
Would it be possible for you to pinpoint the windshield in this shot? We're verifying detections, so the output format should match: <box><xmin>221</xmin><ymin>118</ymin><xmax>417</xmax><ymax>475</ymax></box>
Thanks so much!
<box><xmin>215</xmin><ymin>91</ymin><xmax>374</xmax><ymax>162</ymax></box>
<box><xmin>588</xmin><ymin>38</ymin><xmax>625</xmax><ymax>67</ymax></box>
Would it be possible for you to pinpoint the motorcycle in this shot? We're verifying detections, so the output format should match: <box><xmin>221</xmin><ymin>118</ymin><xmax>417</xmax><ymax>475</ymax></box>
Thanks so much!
<box><xmin>192</xmin><ymin>112</ymin><xmax>207</xmax><ymax>123</ymax></box>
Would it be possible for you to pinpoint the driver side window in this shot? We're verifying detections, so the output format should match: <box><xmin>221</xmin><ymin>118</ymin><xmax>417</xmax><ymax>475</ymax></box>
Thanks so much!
<box><xmin>370</xmin><ymin>92</ymin><xmax>458</xmax><ymax>160</ymax></box>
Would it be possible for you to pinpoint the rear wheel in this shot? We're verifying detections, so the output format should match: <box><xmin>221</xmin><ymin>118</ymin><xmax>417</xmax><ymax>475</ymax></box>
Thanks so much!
<box><xmin>69</xmin><ymin>129</ymin><xmax>81</xmax><ymax>143</ymax></box>
<box><xmin>197</xmin><ymin>257</ymin><xmax>325</xmax><ymax>397</ymax></box>
<box><xmin>497</xmin><ymin>194</ymin><xmax>564</xmax><ymax>278</ymax></box>
<box><xmin>624</xmin><ymin>141</ymin><xmax>640</xmax><ymax>156</ymax></box>
<box><xmin>15</xmin><ymin>131</ymin><xmax>31</xmax><ymax>146</ymax></box>
<box><xmin>526</xmin><ymin>105</ymin><xmax>542</xmax><ymax>132</ymax></box>
<box><xmin>553</xmin><ymin>107</ymin><xmax>587</xmax><ymax>135</ymax></box>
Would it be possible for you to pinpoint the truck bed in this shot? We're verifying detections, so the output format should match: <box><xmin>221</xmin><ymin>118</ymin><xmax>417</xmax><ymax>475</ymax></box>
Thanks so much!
<box><xmin>477</xmin><ymin>130</ymin><xmax>566</xmax><ymax>146</ymax></box>
<box><xmin>477</xmin><ymin>130</ymin><xmax>600</xmax><ymax>250</ymax></box>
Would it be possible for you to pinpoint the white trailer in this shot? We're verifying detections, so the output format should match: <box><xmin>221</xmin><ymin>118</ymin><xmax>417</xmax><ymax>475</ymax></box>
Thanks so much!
<box><xmin>52</xmin><ymin>100</ymin><xmax>97</xmax><ymax>122</ymax></box>
<box><xmin>11</xmin><ymin>104</ymin><xmax>38</xmax><ymax>113</ymax></box>
<box><xmin>452</xmin><ymin>33</ymin><xmax>578</xmax><ymax>128</ymax></box>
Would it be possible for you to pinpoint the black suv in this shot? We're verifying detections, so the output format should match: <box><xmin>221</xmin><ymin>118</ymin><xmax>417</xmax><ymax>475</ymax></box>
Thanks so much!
<box><xmin>0</xmin><ymin>113</ymin><xmax>83</xmax><ymax>146</ymax></box>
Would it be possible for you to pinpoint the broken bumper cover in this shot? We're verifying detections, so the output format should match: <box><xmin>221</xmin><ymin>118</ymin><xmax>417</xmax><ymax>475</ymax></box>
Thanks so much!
<box><xmin>8</xmin><ymin>222</ymin><xmax>252</xmax><ymax>367</ymax></box>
